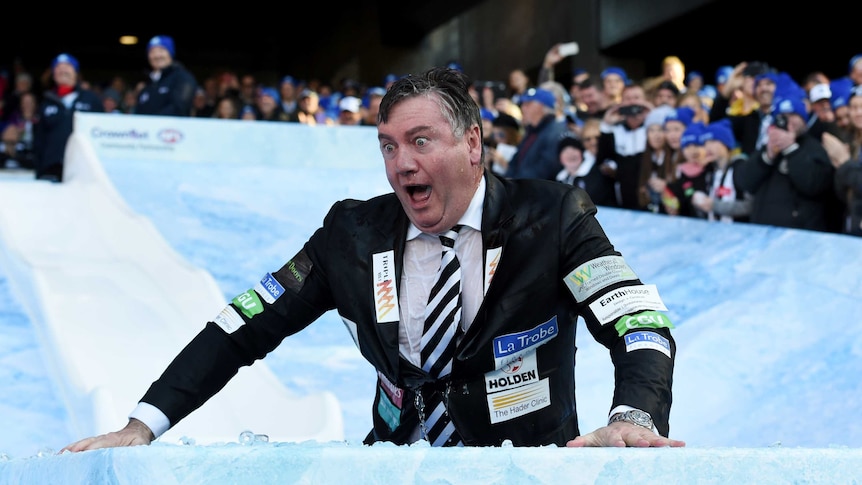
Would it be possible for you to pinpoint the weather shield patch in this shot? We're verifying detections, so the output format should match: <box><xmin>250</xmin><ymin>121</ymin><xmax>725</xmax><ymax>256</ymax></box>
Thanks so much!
<box><xmin>564</xmin><ymin>255</ymin><xmax>637</xmax><ymax>303</ymax></box>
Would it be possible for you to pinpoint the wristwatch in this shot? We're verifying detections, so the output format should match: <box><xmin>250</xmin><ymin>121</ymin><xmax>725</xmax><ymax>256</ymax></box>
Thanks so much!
<box><xmin>608</xmin><ymin>409</ymin><xmax>653</xmax><ymax>430</ymax></box>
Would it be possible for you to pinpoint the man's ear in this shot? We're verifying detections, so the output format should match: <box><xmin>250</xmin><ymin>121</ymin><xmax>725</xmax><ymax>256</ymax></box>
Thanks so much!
<box><xmin>468</xmin><ymin>124</ymin><xmax>483</xmax><ymax>166</ymax></box>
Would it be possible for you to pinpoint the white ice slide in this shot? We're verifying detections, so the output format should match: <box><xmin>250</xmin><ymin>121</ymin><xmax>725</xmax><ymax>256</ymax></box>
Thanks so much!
<box><xmin>0</xmin><ymin>130</ymin><xmax>343</xmax><ymax>445</ymax></box>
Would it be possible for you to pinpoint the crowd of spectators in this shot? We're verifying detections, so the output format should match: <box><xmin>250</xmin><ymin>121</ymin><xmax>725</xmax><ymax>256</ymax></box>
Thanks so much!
<box><xmin>1</xmin><ymin>37</ymin><xmax>860</xmax><ymax>236</ymax></box>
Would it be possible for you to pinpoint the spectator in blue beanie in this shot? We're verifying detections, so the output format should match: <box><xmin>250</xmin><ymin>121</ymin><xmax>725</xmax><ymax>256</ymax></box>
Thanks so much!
<box><xmin>135</xmin><ymin>35</ymin><xmax>198</xmax><ymax>117</ymax></box>
<box><xmin>691</xmin><ymin>119</ymin><xmax>753</xmax><ymax>224</ymax></box>
<box><xmin>32</xmin><ymin>53</ymin><xmax>104</xmax><ymax>182</ymax></box>
<box><xmin>736</xmin><ymin>93</ymin><xmax>837</xmax><ymax>233</ymax></box>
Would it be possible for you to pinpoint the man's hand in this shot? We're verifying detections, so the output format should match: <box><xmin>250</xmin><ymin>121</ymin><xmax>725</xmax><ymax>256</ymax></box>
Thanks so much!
<box><xmin>821</xmin><ymin>132</ymin><xmax>851</xmax><ymax>168</ymax></box>
<box><xmin>566</xmin><ymin>422</ymin><xmax>686</xmax><ymax>448</ymax></box>
<box><xmin>60</xmin><ymin>418</ymin><xmax>155</xmax><ymax>453</ymax></box>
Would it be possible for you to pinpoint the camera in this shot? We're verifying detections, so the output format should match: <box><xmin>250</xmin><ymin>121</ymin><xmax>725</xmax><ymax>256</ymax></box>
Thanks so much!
<box><xmin>618</xmin><ymin>104</ymin><xmax>646</xmax><ymax>117</ymax></box>
<box><xmin>771</xmin><ymin>113</ymin><xmax>788</xmax><ymax>130</ymax></box>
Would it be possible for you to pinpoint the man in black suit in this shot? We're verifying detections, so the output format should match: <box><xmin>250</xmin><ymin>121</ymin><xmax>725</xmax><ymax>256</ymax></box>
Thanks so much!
<box><xmin>64</xmin><ymin>67</ymin><xmax>684</xmax><ymax>451</ymax></box>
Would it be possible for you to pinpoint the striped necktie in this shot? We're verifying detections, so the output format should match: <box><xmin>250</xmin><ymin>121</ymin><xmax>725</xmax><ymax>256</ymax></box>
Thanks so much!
<box><xmin>418</xmin><ymin>225</ymin><xmax>464</xmax><ymax>446</ymax></box>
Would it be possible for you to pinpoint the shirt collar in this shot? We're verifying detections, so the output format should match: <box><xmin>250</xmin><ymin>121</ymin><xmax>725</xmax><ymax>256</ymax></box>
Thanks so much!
<box><xmin>407</xmin><ymin>175</ymin><xmax>485</xmax><ymax>240</ymax></box>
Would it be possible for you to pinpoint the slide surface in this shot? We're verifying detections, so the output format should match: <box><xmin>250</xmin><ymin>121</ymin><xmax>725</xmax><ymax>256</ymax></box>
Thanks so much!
<box><xmin>0</xmin><ymin>133</ymin><xmax>343</xmax><ymax>445</ymax></box>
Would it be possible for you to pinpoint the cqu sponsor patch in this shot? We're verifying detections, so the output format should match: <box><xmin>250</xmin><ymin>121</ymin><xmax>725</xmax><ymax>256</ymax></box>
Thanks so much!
<box><xmin>623</xmin><ymin>330</ymin><xmax>671</xmax><ymax>358</ymax></box>
<box><xmin>232</xmin><ymin>289</ymin><xmax>263</xmax><ymax>319</ymax></box>
<box><xmin>564</xmin><ymin>256</ymin><xmax>638</xmax><ymax>303</ymax></box>
<box><xmin>614</xmin><ymin>310</ymin><xmax>674</xmax><ymax>336</ymax></box>
<box><xmin>588</xmin><ymin>284</ymin><xmax>667</xmax><ymax>324</ymax></box>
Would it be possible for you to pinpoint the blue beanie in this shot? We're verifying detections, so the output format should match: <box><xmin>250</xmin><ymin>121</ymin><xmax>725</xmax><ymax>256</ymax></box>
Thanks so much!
<box><xmin>148</xmin><ymin>35</ymin><xmax>176</xmax><ymax>58</ymax></box>
<box><xmin>520</xmin><ymin>87</ymin><xmax>556</xmax><ymax>109</ymax></box>
<box><xmin>700</xmin><ymin>119</ymin><xmax>736</xmax><ymax>150</ymax></box>
<box><xmin>665</xmin><ymin>106</ymin><xmax>695</xmax><ymax>127</ymax></box>
<box><xmin>830</xmin><ymin>78</ymin><xmax>854</xmax><ymax>109</ymax></box>
<box><xmin>260</xmin><ymin>87</ymin><xmax>280</xmax><ymax>105</ymax></box>
<box><xmin>600</xmin><ymin>66</ymin><xmax>628</xmax><ymax>84</ymax></box>
<box><xmin>680</xmin><ymin>122</ymin><xmax>706</xmax><ymax>149</ymax></box>
<box><xmin>51</xmin><ymin>53</ymin><xmax>80</xmax><ymax>72</ymax></box>
<box><xmin>715</xmin><ymin>65</ymin><xmax>733</xmax><ymax>85</ymax></box>
<box><xmin>771</xmin><ymin>96</ymin><xmax>808</xmax><ymax>121</ymax></box>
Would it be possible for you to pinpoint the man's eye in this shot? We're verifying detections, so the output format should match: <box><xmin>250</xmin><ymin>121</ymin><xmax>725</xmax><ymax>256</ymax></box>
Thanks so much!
<box><xmin>382</xmin><ymin>143</ymin><xmax>394</xmax><ymax>153</ymax></box>
<box><xmin>416</xmin><ymin>137</ymin><xmax>428</xmax><ymax>147</ymax></box>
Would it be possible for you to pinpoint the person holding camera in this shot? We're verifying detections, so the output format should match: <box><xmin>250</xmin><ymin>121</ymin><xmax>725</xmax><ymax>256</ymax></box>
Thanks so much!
<box><xmin>708</xmin><ymin>61</ymin><xmax>776</xmax><ymax>159</ymax></box>
<box><xmin>597</xmin><ymin>83</ymin><xmax>654</xmax><ymax>209</ymax></box>
<box><xmin>736</xmin><ymin>95</ymin><xmax>836</xmax><ymax>232</ymax></box>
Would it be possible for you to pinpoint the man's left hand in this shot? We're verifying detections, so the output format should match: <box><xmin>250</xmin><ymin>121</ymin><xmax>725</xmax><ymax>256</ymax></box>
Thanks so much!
<box><xmin>566</xmin><ymin>422</ymin><xmax>686</xmax><ymax>448</ymax></box>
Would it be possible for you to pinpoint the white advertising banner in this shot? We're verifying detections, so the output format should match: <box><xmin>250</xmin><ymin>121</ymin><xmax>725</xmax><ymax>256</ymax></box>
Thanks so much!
<box><xmin>74</xmin><ymin>112</ymin><xmax>383</xmax><ymax>169</ymax></box>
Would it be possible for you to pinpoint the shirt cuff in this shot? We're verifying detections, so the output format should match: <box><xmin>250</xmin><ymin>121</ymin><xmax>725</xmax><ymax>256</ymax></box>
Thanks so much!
<box><xmin>129</xmin><ymin>402</ymin><xmax>171</xmax><ymax>439</ymax></box>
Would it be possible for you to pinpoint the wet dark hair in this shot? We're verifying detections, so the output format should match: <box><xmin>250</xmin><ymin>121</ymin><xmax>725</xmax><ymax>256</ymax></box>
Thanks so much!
<box><xmin>378</xmin><ymin>66</ymin><xmax>482</xmax><ymax>140</ymax></box>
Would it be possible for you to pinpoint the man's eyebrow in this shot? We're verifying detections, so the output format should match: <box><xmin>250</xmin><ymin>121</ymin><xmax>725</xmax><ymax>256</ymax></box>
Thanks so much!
<box><xmin>378</xmin><ymin>125</ymin><xmax>434</xmax><ymax>141</ymax></box>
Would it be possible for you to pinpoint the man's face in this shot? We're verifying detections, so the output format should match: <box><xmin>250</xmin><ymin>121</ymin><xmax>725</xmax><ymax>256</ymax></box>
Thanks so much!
<box><xmin>378</xmin><ymin>96</ymin><xmax>482</xmax><ymax>234</ymax></box>
<box><xmin>811</xmin><ymin>99</ymin><xmax>835</xmax><ymax>122</ymax></box>
<box><xmin>848</xmin><ymin>97</ymin><xmax>862</xmax><ymax>131</ymax></box>
<box><xmin>755</xmin><ymin>79</ymin><xmax>776</xmax><ymax>108</ymax></box>
<box><xmin>520</xmin><ymin>100</ymin><xmax>546</xmax><ymax>127</ymax></box>
<box><xmin>654</xmin><ymin>88</ymin><xmax>677</xmax><ymax>108</ymax></box>
<box><xmin>603</xmin><ymin>74</ymin><xmax>625</xmax><ymax>99</ymax></box>
<box><xmin>851</xmin><ymin>61</ymin><xmax>862</xmax><ymax>86</ymax></box>
<box><xmin>52</xmin><ymin>63</ymin><xmax>77</xmax><ymax>88</ymax></box>
<box><xmin>580</xmin><ymin>87</ymin><xmax>603</xmax><ymax>113</ymax></box>
<box><xmin>147</xmin><ymin>46</ymin><xmax>172</xmax><ymax>71</ymax></box>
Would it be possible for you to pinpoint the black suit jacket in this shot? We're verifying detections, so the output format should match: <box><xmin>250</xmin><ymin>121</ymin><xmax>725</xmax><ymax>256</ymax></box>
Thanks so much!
<box><xmin>141</xmin><ymin>170</ymin><xmax>678</xmax><ymax>445</ymax></box>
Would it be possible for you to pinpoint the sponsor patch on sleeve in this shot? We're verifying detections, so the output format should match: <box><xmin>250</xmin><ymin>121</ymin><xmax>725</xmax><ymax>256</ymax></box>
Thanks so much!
<box><xmin>614</xmin><ymin>310</ymin><xmax>675</xmax><ymax>336</ymax></box>
<box><xmin>232</xmin><ymin>289</ymin><xmax>264</xmax><ymax>319</ymax></box>
<box><xmin>279</xmin><ymin>250</ymin><xmax>313</xmax><ymax>294</ymax></box>
<box><xmin>623</xmin><ymin>330</ymin><xmax>671</xmax><ymax>358</ymax></box>
<box><xmin>564</xmin><ymin>255</ymin><xmax>638</xmax><ymax>303</ymax></box>
<box><xmin>588</xmin><ymin>284</ymin><xmax>667</xmax><ymax>324</ymax></box>
<box><xmin>254</xmin><ymin>273</ymin><xmax>285</xmax><ymax>305</ymax></box>
<box><xmin>214</xmin><ymin>305</ymin><xmax>246</xmax><ymax>334</ymax></box>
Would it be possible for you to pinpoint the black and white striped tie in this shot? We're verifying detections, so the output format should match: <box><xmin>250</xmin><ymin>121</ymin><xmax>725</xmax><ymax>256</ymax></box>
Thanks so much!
<box><xmin>419</xmin><ymin>225</ymin><xmax>463</xmax><ymax>446</ymax></box>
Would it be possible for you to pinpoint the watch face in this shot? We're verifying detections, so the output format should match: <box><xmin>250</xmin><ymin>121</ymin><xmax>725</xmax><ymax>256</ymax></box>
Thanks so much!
<box><xmin>611</xmin><ymin>410</ymin><xmax>653</xmax><ymax>429</ymax></box>
<box><xmin>628</xmin><ymin>410</ymin><xmax>652</xmax><ymax>427</ymax></box>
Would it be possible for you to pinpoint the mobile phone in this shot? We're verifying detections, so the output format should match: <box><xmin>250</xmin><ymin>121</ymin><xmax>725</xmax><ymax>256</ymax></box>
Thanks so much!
<box><xmin>558</xmin><ymin>42</ymin><xmax>579</xmax><ymax>57</ymax></box>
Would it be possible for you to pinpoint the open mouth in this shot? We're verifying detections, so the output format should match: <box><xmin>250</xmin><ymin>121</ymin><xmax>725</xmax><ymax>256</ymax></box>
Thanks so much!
<box><xmin>406</xmin><ymin>184</ymin><xmax>432</xmax><ymax>202</ymax></box>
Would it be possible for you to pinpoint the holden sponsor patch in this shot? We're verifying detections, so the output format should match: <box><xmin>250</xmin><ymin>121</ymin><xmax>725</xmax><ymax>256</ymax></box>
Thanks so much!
<box><xmin>213</xmin><ymin>305</ymin><xmax>246</xmax><ymax>334</ymax></box>
<box><xmin>255</xmin><ymin>273</ymin><xmax>285</xmax><ymax>305</ymax></box>
<box><xmin>623</xmin><ymin>330</ymin><xmax>671</xmax><ymax>358</ymax></box>
<box><xmin>232</xmin><ymin>289</ymin><xmax>263</xmax><ymax>319</ymax></box>
<box><xmin>484</xmin><ymin>353</ymin><xmax>550</xmax><ymax>424</ymax></box>
<box><xmin>588</xmin><ymin>284</ymin><xmax>667</xmax><ymax>324</ymax></box>
<box><xmin>492</xmin><ymin>316</ymin><xmax>557</xmax><ymax>368</ymax></box>
<box><xmin>564</xmin><ymin>256</ymin><xmax>638</xmax><ymax>303</ymax></box>
<box><xmin>373</xmin><ymin>250</ymin><xmax>399</xmax><ymax>324</ymax></box>
<box><xmin>614</xmin><ymin>310</ymin><xmax>675</xmax><ymax>336</ymax></box>
<box><xmin>279</xmin><ymin>250</ymin><xmax>313</xmax><ymax>293</ymax></box>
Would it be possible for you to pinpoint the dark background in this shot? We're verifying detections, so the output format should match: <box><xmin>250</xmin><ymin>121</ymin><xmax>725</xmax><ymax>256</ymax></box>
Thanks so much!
<box><xmin>2</xmin><ymin>1</ymin><xmax>857</xmax><ymax>92</ymax></box>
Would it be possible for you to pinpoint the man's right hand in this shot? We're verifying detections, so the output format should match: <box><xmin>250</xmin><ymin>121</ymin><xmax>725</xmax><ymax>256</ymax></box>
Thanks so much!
<box><xmin>60</xmin><ymin>418</ymin><xmax>155</xmax><ymax>453</ymax></box>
